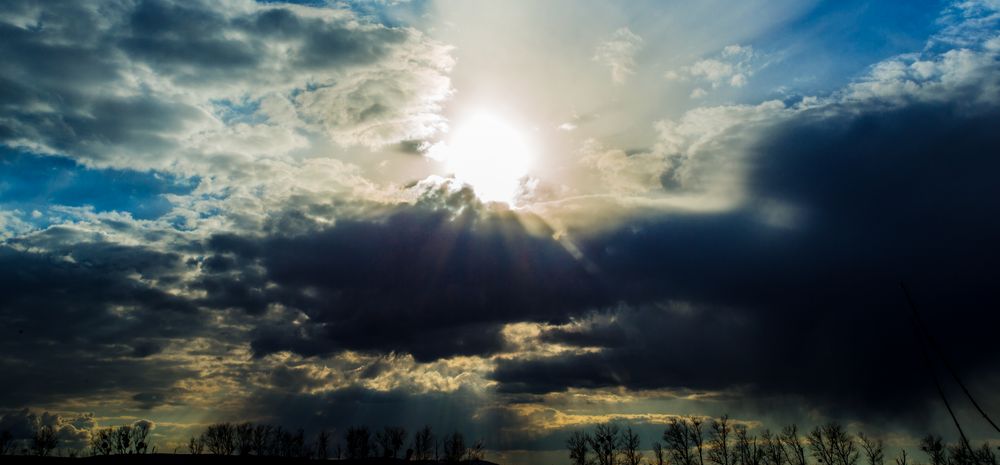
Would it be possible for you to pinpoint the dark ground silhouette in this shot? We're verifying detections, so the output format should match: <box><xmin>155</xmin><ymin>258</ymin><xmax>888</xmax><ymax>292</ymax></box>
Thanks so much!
<box><xmin>0</xmin><ymin>456</ymin><xmax>499</xmax><ymax>465</ymax></box>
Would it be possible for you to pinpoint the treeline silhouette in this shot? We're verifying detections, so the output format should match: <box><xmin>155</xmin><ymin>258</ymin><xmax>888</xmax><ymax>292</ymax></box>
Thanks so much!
<box><xmin>0</xmin><ymin>422</ymin><xmax>155</xmax><ymax>458</ymax></box>
<box><xmin>567</xmin><ymin>417</ymin><xmax>999</xmax><ymax>465</ymax></box>
<box><xmin>0</xmin><ymin>425</ymin><xmax>60</xmax><ymax>457</ymax></box>
<box><xmin>184</xmin><ymin>423</ymin><xmax>484</xmax><ymax>462</ymax></box>
<box><xmin>90</xmin><ymin>422</ymin><xmax>155</xmax><ymax>455</ymax></box>
<box><xmin>0</xmin><ymin>421</ymin><xmax>487</xmax><ymax>462</ymax></box>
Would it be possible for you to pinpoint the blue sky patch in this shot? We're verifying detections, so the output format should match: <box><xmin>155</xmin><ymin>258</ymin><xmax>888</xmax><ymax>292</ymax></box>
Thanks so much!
<box><xmin>0</xmin><ymin>149</ymin><xmax>197</xmax><ymax>224</ymax></box>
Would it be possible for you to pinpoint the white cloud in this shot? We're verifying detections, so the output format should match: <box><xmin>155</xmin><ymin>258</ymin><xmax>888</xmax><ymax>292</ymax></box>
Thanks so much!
<box><xmin>579</xmin><ymin>140</ymin><xmax>665</xmax><ymax>196</ymax></box>
<box><xmin>294</xmin><ymin>49</ymin><xmax>454</xmax><ymax>148</ymax></box>
<box><xmin>0</xmin><ymin>210</ymin><xmax>35</xmax><ymax>239</ymax></box>
<box><xmin>593</xmin><ymin>27</ymin><xmax>644</xmax><ymax>84</ymax></box>
<box><xmin>845</xmin><ymin>47</ymin><xmax>1000</xmax><ymax>104</ymax></box>
<box><xmin>667</xmin><ymin>44</ymin><xmax>759</xmax><ymax>97</ymax></box>
<box><xmin>842</xmin><ymin>0</ymin><xmax>1000</xmax><ymax>105</ymax></box>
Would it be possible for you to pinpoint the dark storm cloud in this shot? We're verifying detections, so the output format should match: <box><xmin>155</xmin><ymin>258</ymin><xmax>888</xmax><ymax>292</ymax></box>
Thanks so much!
<box><xmin>0</xmin><ymin>232</ymin><xmax>203</xmax><ymax>408</ymax></box>
<box><xmin>539</xmin><ymin>316</ymin><xmax>629</xmax><ymax>349</ymax></box>
<box><xmin>202</xmin><ymin>187</ymin><xmax>608</xmax><ymax>362</ymax></box>
<box><xmin>492</xmin><ymin>96</ymin><xmax>1000</xmax><ymax>419</ymax></box>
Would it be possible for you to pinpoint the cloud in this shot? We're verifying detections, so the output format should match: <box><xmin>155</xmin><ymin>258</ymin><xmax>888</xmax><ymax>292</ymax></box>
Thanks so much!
<box><xmin>0</xmin><ymin>0</ymin><xmax>454</xmax><ymax>177</ymax></box>
<box><xmin>844</xmin><ymin>46</ymin><xmax>1000</xmax><ymax>104</ymax></box>
<box><xmin>594</xmin><ymin>28</ymin><xmax>644</xmax><ymax>84</ymax></box>
<box><xmin>0</xmin><ymin>232</ymin><xmax>208</xmax><ymax>409</ymax></box>
<box><xmin>0</xmin><ymin>409</ymin><xmax>100</xmax><ymax>450</ymax></box>
<box><xmin>87</xmin><ymin>41</ymin><xmax>1000</xmax><ymax>424</ymax></box>
<box><xmin>666</xmin><ymin>44</ymin><xmax>759</xmax><ymax>97</ymax></box>
<box><xmin>491</xmin><ymin>93</ymin><xmax>1000</xmax><ymax>423</ymax></box>
<box><xmin>585</xmin><ymin>2</ymin><xmax>1000</xmax><ymax>211</ymax></box>
<box><xmin>293</xmin><ymin>44</ymin><xmax>454</xmax><ymax>148</ymax></box>
<box><xmin>1</xmin><ymin>0</ymin><xmax>999</xmax><ymax>458</ymax></box>
<box><xmin>928</xmin><ymin>0</ymin><xmax>1000</xmax><ymax>50</ymax></box>
<box><xmin>578</xmin><ymin>140</ymin><xmax>666</xmax><ymax>196</ymax></box>
<box><xmin>486</xmin><ymin>3</ymin><xmax>1000</xmax><ymax>423</ymax></box>
<box><xmin>0</xmin><ymin>209</ymin><xmax>34</xmax><ymax>239</ymax></box>
<box><xmin>199</xmin><ymin>189</ymin><xmax>608</xmax><ymax>362</ymax></box>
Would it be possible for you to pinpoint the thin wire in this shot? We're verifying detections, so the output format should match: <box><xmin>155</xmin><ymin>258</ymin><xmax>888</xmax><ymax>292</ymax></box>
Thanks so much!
<box><xmin>899</xmin><ymin>283</ymin><xmax>973</xmax><ymax>452</ymax></box>
<box><xmin>900</xmin><ymin>282</ymin><xmax>1000</xmax><ymax>434</ymax></box>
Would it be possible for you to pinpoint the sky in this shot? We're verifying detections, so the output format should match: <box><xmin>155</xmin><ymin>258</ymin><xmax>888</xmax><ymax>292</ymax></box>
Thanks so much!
<box><xmin>1</xmin><ymin>0</ymin><xmax>1000</xmax><ymax>463</ymax></box>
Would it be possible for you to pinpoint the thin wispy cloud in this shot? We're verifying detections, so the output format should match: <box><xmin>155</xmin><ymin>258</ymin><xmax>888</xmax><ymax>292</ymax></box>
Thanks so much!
<box><xmin>594</xmin><ymin>27</ymin><xmax>644</xmax><ymax>85</ymax></box>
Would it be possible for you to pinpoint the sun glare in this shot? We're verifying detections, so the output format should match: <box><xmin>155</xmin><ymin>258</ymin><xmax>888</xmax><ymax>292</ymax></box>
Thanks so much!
<box><xmin>437</xmin><ymin>112</ymin><xmax>535</xmax><ymax>204</ymax></box>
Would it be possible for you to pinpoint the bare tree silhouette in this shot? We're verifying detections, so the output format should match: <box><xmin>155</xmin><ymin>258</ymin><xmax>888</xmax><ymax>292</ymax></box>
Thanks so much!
<box><xmin>559</xmin><ymin>417</ymin><xmax>989</xmax><ymax>465</ymax></box>
<box><xmin>567</xmin><ymin>430</ymin><xmax>590</xmax><ymax>465</ymax></box>
<box><xmin>0</xmin><ymin>430</ymin><xmax>14</xmax><ymax>456</ymax></box>
<box><xmin>894</xmin><ymin>449</ymin><xmax>908</xmax><ymax>465</ymax></box>
<box><xmin>692</xmin><ymin>417</ymin><xmax>706</xmax><ymax>465</ymax></box>
<box><xmin>112</xmin><ymin>425</ymin><xmax>132</xmax><ymax>455</ymax></box>
<box><xmin>203</xmin><ymin>423</ymin><xmax>237</xmax><ymax>455</ymax></box>
<box><xmin>589</xmin><ymin>423</ymin><xmax>621</xmax><ymax>465</ymax></box>
<box><xmin>621</xmin><ymin>425</ymin><xmax>643</xmax><ymax>465</ymax></box>
<box><xmin>466</xmin><ymin>438</ymin><xmax>486</xmax><ymax>461</ymax></box>
<box><xmin>346</xmin><ymin>426</ymin><xmax>371</xmax><ymax>460</ymax></box>
<box><xmin>761</xmin><ymin>430</ymin><xmax>787</xmax><ymax>465</ymax></box>
<box><xmin>664</xmin><ymin>418</ymin><xmax>697</xmax><ymax>465</ymax></box>
<box><xmin>31</xmin><ymin>424</ymin><xmax>58</xmax><ymax>457</ymax></box>
<box><xmin>376</xmin><ymin>426</ymin><xmax>407</xmax><ymax>458</ymax></box>
<box><xmin>781</xmin><ymin>425</ymin><xmax>808</xmax><ymax>465</ymax></box>
<box><xmin>709</xmin><ymin>415</ymin><xmax>734</xmax><ymax>465</ymax></box>
<box><xmin>389</xmin><ymin>426</ymin><xmax>407</xmax><ymax>459</ymax></box>
<box><xmin>188</xmin><ymin>435</ymin><xmax>205</xmax><ymax>455</ymax></box>
<box><xmin>974</xmin><ymin>443</ymin><xmax>997</xmax><ymax>465</ymax></box>
<box><xmin>444</xmin><ymin>431</ymin><xmax>466</xmax><ymax>463</ymax></box>
<box><xmin>316</xmin><ymin>429</ymin><xmax>330</xmax><ymax>460</ymax></box>
<box><xmin>881</xmin><ymin>431</ymin><xmax>996</xmax><ymax>465</ymax></box>
<box><xmin>251</xmin><ymin>424</ymin><xmax>272</xmax><ymax>456</ymax></box>
<box><xmin>414</xmin><ymin>425</ymin><xmax>435</xmax><ymax>460</ymax></box>
<box><xmin>133</xmin><ymin>421</ymin><xmax>153</xmax><ymax>454</ymax></box>
<box><xmin>235</xmin><ymin>422</ymin><xmax>254</xmax><ymax>455</ymax></box>
<box><xmin>808</xmin><ymin>424</ymin><xmax>857</xmax><ymax>465</ymax></box>
<box><xmin>291</xmin><ymin>428</ymin><xmax>307</xmax><ymax>458</ymax></box>
<box><xmin>735</xmin><ymin>424</ymin><xmax>762</xmax><ymax>465</ymax></box>
<box><xmin>857</xmin><ymin>433</ymin><xmax>884</xmax><ymax>465</ymax></box>
<box><xmin>89</xmin><ymin>428</ymin><xmax>113</xmax><ymax>456</ymax></box>
<box><xmin>947</xmin><ymin>439</ymin><xmax>977</xmax><ymax>465</ymax></box>
<box><xmin>269</xmin><ymin>426</ymin><xmax>286</xmax><ymax>457</ymax></box>
<box><xmin>275</xmin><ymin>428</ymin><xmax>291</xmax><ymax>457</ymax></box>
<box><xmin>375</xmin><ymin>427</ymin><xmax>392</xmax><ymax>458</ymax></box>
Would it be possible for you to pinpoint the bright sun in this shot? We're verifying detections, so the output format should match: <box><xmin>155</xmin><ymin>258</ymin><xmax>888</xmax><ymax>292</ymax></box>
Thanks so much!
<box><xmin>436</xmin><ymin>112</ymin><xmax>534</xmax><ymax>204</ymax></box>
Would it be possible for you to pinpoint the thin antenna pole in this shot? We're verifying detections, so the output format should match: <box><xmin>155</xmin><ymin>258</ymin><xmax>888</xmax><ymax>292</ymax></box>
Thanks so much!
<box><xmin>900</xmin><ymin>282</ymin><xmax>1000</xmax><ymax>434</ymax></box>
<box><xmin>899</xmin><ymin>283</ymin><xmax>973</xmax><ymax>451</ymax></box>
